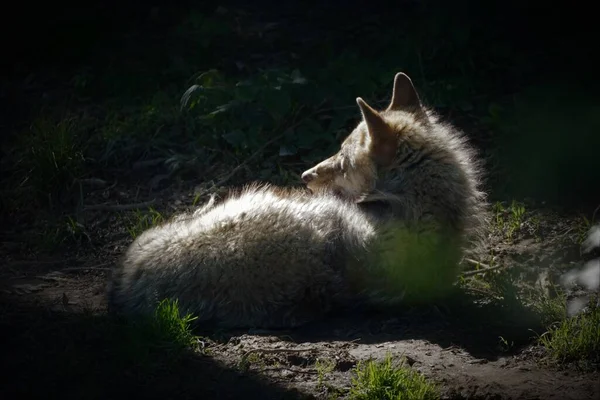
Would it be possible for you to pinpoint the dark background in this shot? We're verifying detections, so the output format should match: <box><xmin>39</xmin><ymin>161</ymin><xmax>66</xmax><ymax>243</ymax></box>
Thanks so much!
<box><xmin>1</xmin><ymin>0</ymin><xmax>598</xmax><ymax>206</ymax></box>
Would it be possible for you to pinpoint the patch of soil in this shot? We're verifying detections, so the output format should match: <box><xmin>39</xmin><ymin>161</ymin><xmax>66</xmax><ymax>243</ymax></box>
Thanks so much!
<box><xmin>2</xmin><ymin>277</ymin><xmax>599</xmax><ymax>400</ymax></box>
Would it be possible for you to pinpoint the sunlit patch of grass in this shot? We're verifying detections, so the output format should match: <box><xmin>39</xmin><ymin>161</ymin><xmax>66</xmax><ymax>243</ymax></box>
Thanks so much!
<box><xmin>537</xmin><ymin>298</ymin><xmax>600</xmax><ymax>367</ymax></box>
<box><xmin>119</xmin><ymin>298</ymin><xmax>200</xmax><ymax>366</ymax></box>
<box><xmin>349</xmin><ymin>354</ymin><xmax>439</xmax><ymax>400</ymax></box>
<box><xmin>315</xmin><ymin>357</ymin><xmax>336</xmax><ymax>388</ymax></box>
<box><xmin>527</xmin><ymin>285</ymin><xmax>567</xmax><ymax>327</ymax></box>
<box><xmin>148</xmin><ymin>298</ymin><xmax>200</xmax><ymax>350</ymax></box>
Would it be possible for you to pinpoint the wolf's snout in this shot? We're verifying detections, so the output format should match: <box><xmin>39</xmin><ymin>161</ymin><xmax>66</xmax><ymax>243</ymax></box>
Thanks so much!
<box><xmin>301</xmin><ymin>170</ymin><xmax>317</xmax><ymax>183</ymax></box>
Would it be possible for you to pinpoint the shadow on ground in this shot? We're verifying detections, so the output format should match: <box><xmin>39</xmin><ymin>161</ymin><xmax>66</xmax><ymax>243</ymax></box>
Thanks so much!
<box><xmin>199</xmin><ymin>288</ymin><xmax>546</xmax><ymax>362</ymax></box>
<box><xmin>0</xmin><ymin>294</ymin><xmax>311</xmax><ymax>400</ymax></box>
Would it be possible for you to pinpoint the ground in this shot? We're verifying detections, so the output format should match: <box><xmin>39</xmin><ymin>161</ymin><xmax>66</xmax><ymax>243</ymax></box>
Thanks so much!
<box><xmin>2</xmin><ymin>176</ymin><xmax>598</xmax><ymax>399</ymax></box>
<box><xmin>1</xmin><ymin>1</ymin><xmax>599</xmax><ymax>399</ymax></box>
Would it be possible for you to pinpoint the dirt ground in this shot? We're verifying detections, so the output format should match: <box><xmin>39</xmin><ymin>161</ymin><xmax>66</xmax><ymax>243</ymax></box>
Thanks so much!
<box><xmin>1</xmin><ymin>177</ymin><xmax>598</xmax><ymax>400</ymax></box>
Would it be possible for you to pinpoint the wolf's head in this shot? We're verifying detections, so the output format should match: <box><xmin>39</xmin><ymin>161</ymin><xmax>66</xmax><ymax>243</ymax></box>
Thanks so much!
<box><xmin>301</xmin><ymin>72</ymin><xmax>488</xmax><ymax>239</ymax></box>
<box><xmin>301</xmin><ymin>72</ymin><xmax>428</xmax><ymax>202</ymax></box>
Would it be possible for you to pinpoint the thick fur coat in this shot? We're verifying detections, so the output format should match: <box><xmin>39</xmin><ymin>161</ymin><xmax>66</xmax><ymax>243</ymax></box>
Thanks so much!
<box><xmin>108</xmin><ymin>73</ymin><xmax>489</xmax><ymax>328</ymax></box>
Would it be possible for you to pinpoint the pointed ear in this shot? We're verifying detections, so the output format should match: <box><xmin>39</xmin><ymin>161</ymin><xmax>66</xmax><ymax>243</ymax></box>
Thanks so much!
<box><xmin>356</xmin><ymin>97</ymin><xmax>397</xmax><ymax>166</ymax></box>
<box><xmin>387</xmin><ymin>72</ymin><xmax>422</xmax><ymax>111</ymax></box>
<box><xmin>357</xmin><ymin>97</ymin><xmax>388</xmax><ymax>135</ymax></box>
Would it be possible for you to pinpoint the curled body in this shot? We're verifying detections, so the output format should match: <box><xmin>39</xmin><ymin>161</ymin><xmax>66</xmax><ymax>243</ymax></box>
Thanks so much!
<box><xmin>108</xmin><ymin>185</ymin><xmax>378</xmax><ymax>328</ymax></box>
<box><xmin>108</xmin><ymin>72</ymin><xmax>489</xmax><ymax>328</ymax></box>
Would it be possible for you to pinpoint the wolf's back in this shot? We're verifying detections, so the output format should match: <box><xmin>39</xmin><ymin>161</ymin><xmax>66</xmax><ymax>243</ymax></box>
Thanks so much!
<box><xmin>107</xmin><ymin>185</ymin><xmax>374</xmax><ymax>328</ymax></box>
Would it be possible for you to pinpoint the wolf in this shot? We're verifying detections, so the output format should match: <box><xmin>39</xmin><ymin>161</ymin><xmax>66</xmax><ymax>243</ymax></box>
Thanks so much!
<box><xmin>107</xmin><ymin>72</ymin><xmax>488</xmax><ymax>328</ymax></box>
<box><xmin>107</xmin><ymin>185</ymin><xmax>374</xmax><ymax>328</ymax></box>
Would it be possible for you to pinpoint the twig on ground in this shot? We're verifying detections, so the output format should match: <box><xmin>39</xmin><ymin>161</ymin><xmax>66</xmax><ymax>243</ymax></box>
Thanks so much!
<box><xmin>463</xmin><ymin>286</ymin><xmax>496</xmax><ymax>297</ymax></box>
<box><xmin>463</xmin><ymin>258</ymin><xmax>490</xmax><ymax>267</ymax></box>
<box><xmin>461</xmin><ymin>258</ymin><xmax>507</xmax><ymax>277</ymax></box>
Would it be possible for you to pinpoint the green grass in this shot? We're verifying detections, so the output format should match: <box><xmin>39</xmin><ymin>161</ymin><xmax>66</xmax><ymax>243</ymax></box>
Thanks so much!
<box><xmin>461</xmin><ymin>260</ymin><xmax>600</xmax><ymax>369</ymax></box>
<box><xmin>125</xmin><ymin>207</ymin><xmax>165</xmax><ymax>238</ymax></box>
<box><xmin>147</xmin><ymin>298</ymin><xmax>200</xmax><ymax>349</ymax></box>
<box><xmin>538</xmin><ymin>299</ymin><xmax>600</xmax><ymax>366</ymax></box>
<box><xmin>119</xmin><ymin>298</ymin><xmax>200</xmax><ymax>366</ymax></box>
<box><xmin>349</xmin><ymin>354</ymin><xmax>439</xmax><ymax>400</ymax></box>
<box><xmin>315</xmin><ymin>358</ymin><xmax>336</xmax><ymax>388</ymax></box>
<box><xmin>39</xmin><ymin>215</ymin><xmax>91</xmax><ymax>251</ymax></box>
<box><xmin>529</xmin><ymin>290</ymin><xmax>568</xmax><ymax>328</ymax></box>
<box><xmin>491</xmin><ymin>200</ymin><xmax>526</xmax><ymax>241</ymax></box>
<box><xmin>13</xmin><ymin>115</ymin><xmax>87</xmax><ymax>210</ymax></box>
<box><xmin>576</xmin><ymin>215</ymin><xmax>593</xmax><ymax>245</ymax></box>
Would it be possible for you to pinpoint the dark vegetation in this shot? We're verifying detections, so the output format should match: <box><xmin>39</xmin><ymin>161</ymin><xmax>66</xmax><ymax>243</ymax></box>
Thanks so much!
<box><xmin>1</xmin><ymin>1</ymin><xmax>598</xmax><ymax>399</ymax></box>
